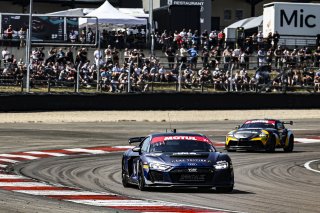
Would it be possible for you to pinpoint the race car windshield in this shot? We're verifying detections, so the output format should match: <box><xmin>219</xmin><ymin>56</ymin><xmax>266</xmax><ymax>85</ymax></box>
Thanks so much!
<box><xmin>241</xmin><ymin>122</ymin><xmax>275</xmax><ymax>129</ymax></box>
<box><xmin>149</xmin><ymin>140</ymin><xmax>214</xmax><ymax>153</ymax></box>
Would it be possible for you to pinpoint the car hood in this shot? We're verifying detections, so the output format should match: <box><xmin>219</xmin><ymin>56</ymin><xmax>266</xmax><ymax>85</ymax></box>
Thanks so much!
<box><xmin>232</xmin><ymin>129</ymin><xmax>262</xmax><ymax>139</ymax></box>
<box><xmin>144</xmin><ymin>152</ymin><xmax>220</xmax><ymax>167</ymax></box>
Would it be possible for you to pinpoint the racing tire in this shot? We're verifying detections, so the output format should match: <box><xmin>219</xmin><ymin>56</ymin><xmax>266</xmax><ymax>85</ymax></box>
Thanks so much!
<box><xmin>138</xmin><ymin>165</ymin><xmax>147</xmax><ymax>191</ymax></box>
<box><xmin>122</xmin><ymin>170</ymin><xmax>130</xmax><ymax>188</ymax></box>
<box><xmin>226</xmin><ymin>149</ymin><xmax>236</xmax><ymax>152</ymax></box>
<box><xmin>266</xmin><ymin>135</ymin><xmax>276</xmax><ymax>153</ymax></box>
<box><xmin>283</xmin><ymin>136</ymin><xmax>294</xmax><ymax>152</ymax></box>
<box><xmin>215</xmin><ymin>185</ymin><xmax>234</xmax><ymax>193</ymax></box>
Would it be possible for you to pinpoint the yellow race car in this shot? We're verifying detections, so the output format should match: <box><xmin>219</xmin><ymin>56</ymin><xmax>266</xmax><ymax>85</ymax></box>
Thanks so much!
<box><xmin>225</xmin><ymin>119</ymin><xmax>294</xmax><ymax>152</ymax></box>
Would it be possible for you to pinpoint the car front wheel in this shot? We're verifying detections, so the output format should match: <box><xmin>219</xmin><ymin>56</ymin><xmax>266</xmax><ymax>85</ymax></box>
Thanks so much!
<box><xmin>122</xmin><ymin>170</ymin><xmax>129</xmax><ymax>187</ymax></box>
<box><xmin>266</xmin><ymin>135</ymin><xmax>276</xmax><ymax>152</ymax></box>
<box><xmin>138</xmin><ymin>165</ymin><xmax>147</xmax><ymax>191</ymax></box>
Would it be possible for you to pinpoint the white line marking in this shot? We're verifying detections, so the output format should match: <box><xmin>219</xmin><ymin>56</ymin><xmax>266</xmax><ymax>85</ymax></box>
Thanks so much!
<box><xmin>66</xmin><ymin>200</ymin><xmax>183</xmax><ymax>207</ymax></box>
<box><xmin>0</xmin><ymin>158</ymin><xmax>19</xmax><ymax>163</ymax></box>
<box><xmin>23</xmin><ymin>151</ymin><xmax>67</xmax><ymax>157</ymax></box>
<box><xmin>13</xmin><ymin>190</ymin><xmax>116</xmax><ymax>196</ymax></box>
<box><xmin>295</xmin><ymin>138</ymin><xmax>320</xmax><ymax>143</ymax></box>
<box><xmin>0</xmin><ymin>175</ymin><xmax>26</xmax><ymax>179</ymax></box>
<box><xmin>63</xmin><ymin>148</ymin><xmax>107</xmax><ymax>154</ymax></box>
<box><xmin>0</xmin><ymin>182</ymin><xmax>50</xmax><ymax>186</ymax></box>
<box><xmin>113</xmin><ymin>146</ymin><xmax>135</xmax><ymax>149</ymax></box>
<box><xmin>304</xmin><ymin>160</ymin><xmax>320</xmax><ymax>174</ymax></box>
<box><xmin>0</xmin><ymin>154</ymin><xmax>39</xmax><ymax>160</ymax></box>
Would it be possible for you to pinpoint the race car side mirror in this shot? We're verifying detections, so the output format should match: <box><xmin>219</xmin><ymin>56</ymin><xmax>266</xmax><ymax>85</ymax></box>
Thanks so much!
<box><xmin>235</xmin><ymin>125</ymin><xmax>240</xmax><ymax>129</ymax></box>
<box><xmin>132</xmin><ymin>147</ymin><xmax>141</xmax><ymax>152</ymax></box>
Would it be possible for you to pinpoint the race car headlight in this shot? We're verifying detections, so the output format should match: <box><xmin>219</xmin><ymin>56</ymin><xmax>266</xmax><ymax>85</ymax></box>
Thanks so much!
<box><xmin>227</xmin><ymin>131</ymin><xmax>235</xmax><ymax>137</ymax></box>
<box><xmin>214</xmin><ymin>160</ymin><xmax>229</xmax><ymax>170</ymax></box>
<box><xmin>259</xmin><ymin>132</ymin><xmax>268</xmax><ymax>139</ymax></box>
<box><xmin>149</xmin><ymin>162</ymin><xmax>172</xmax><ymax>171</ymax></box>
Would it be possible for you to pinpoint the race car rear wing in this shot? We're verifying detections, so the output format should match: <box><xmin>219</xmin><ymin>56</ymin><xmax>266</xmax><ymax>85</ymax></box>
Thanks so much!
<box><xmin>128</xmin><ymin>137</ymin><xmax>145</xmax><ymax>144</ymax></box>
<box><xmin>282</xmin><ymin>121</ymin><xmax>293</xmax><ymax>125</ymax></box>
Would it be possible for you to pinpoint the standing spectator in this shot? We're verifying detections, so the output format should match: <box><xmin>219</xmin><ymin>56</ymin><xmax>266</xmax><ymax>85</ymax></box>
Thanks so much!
<box><xmin>69</xmin><ymin>29</ymin><xmax>78</xmax><ymax>44</ymax></box>
<box><xmin>186</xmin><ymin>29</ymin><xmax>193</xmax><ymax>47</ymax></box>
<box><xmin>160</xmin><ymin>30</ymin><xmax>170</xmax><ymax>52</ymax></box>
<box><xmin>201</xmin><ymin>30</ymin><xmax>209</xmax><ymax>48</ymax></box>
<box><xmin>165</xmin><ymin>46</ymin><xmax>175</xmax><ymax>69</ymax></box>
<box><xmin>6</xmin><ymin>25</ymin><xmax>13</xmax><ymax>39</ymax></box>
<box><xmin>66</xmin><ymin>47</ymin><xmax>74</xmax><ymax>64</ymax></box>
<box><xmin>201</xmin><ymin>46</ymin><xmax>210</xmax><ymax>67</ymax></box>
<box><xmin>209</xmin><ymin>30</ymin><xmax>218</xmax><ymax>48</ymax></box>
<box><xmin>217</xmin><ymin>30</ymin><xmax>225</xmax><ymax>47</ymax></box>
<box><xmin>266</xmin><ymin>48</ymin><xmax>274</xmax><ymax>66</ymax></box>
<box><xmin>257</xmin><ymin>31</ymin><xmax>264</xmax><ymax>49</ymax></box>
<box><xmin>192</xmin><ymin>30</ymin><xmax>200</xmax><ymax>48</ymax></box>
<box><xmin>87</xmin><ymin>28</ymin><xmax>94</xmax><ymax>44</ymax></box>
<box><xmin>179</xmin><ymin>44</ymin><xmax>188</xmax><ymax>64</ymax></box>
<box><xmin>257</xmin><ymin>47</ymin><xmax>266</xmax><ymax>67</ymax></box>
<box><xmin>222</xmin><ymin>47</ymin><xmax>232</xmax><ymax>71</ymax></box>
<box><xmin>273</xmin><ymin>31</ymin><xmax>280</xmax><ymax>47</ymax></box>
<box><xmin>266</xmin><ymin>32</ymin><xmax>273</xmax><ymax>49</ymax></box>
<box><xmin>187</xmin><ymin>45</ymin><xmax>198</xmax><ymax>69</ymax></box>
<box><xmin>93</xmin><ymin>48</ymin><xmax>103</xmax><ymax>67</ymax></box>
<box><xmin>104</xmin><ymin>45</ymin><xmax>113</xmax><ymax>65</ymax></box>
<box><xmin>2</xmin><ymin>47</ymin><xmax>10</xmax><ymax>66</ymax></box>
<box><xmin>274</xmin><ymin>46</ymin><xmax>282</xmax><ymax>69</ymax></box>
<box><xmin>18</xmin><ymin>27</ymin><xmax>26</xmax><ymax>48</ymax></box>
<box><xmin>314</xmin><ymin>46</ymin><xmax>320</xmax><ymax>68</ymax></box>
<box><xmin>232</xmin><ymin>47</ymin><xmax>241</xmax><ymax>69</ymax></box>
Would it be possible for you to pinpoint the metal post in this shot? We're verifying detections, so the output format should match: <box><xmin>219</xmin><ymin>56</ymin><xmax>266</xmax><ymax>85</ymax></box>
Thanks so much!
<box><xmin>178</xmin><ymin>62</ymin><xmax>183</xmax><ymax>92</ymax></box>
<box><xmin>128</xmin><ymin>62</ymin><xmax>132</xmax><ymax>93</ymax></box>
<box><xmin>76</xmin><ymin>63</ymin><xmax>81</xmax><ymax>93</ymax></box>
<box><xmin>26</xmin><ymin>0</ymin><xmax>33</xmax><ymax>93</ymax></box>
<box><xmin>229</xmin><ymin>63</ymin><xmax>234</xmax><ymax>92</ymax></box>
<box><xmin>149</xmin><ymin>0</ymin><xmax>154</xmax><ymax>55</ymax></box>
<box><xmin>96</xmin><ymin>29</ymin><xmax>101</xmax><ymax>92</ymax></box>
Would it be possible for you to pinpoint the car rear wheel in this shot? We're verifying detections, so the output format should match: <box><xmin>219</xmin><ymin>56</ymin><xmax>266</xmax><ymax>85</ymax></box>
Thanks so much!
<box><xmin>138</xmin><ymin>165</ymin><xmax>147</xmax><ymax>191</ymax></box>
<box><xmin>266</xmin><ymin>135</ymin><xmax>276</xmax><ymax>152</ymax></box>
<box><xmin>215</xmin><ymin>185</ymin><xmax>234</xmax><ymax>193</ymax></box>
<box><xmin>284</xmin><ymin>136</ymin><xmax>294</xmax><ymax>152</ymax></box>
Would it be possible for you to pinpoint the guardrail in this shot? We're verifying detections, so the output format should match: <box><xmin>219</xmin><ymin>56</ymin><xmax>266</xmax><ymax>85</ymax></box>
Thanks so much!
<box><xmin>0</xmin><ymin>77</ymin><xmax>318</xmax><ymax>94</ymax></box>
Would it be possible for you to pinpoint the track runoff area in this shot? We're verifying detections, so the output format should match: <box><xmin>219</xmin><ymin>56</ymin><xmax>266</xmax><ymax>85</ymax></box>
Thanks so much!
<box><xmin>0</xmin><ymin>136</ymin><xmax>319</xmax><ymax>213</ymax></box>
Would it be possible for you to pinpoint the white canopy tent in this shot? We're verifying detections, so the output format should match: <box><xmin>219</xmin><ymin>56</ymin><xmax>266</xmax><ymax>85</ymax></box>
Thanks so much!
<box><xmin>224</xmin><ymin>15</ymin><xmax>263</xmax><ymax>40</ymax></box>
<box><xmin>46</xmin><ymin>8</ymin><xmax>93</xmax><ymax>16</ymax></box>
<box><xmin>80</xmin><ymin>0</ymin><xmax>147</xmax><ymax>26</ymax></box>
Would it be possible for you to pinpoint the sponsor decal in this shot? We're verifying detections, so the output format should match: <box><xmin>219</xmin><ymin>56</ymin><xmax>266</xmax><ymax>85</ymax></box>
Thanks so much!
<box><xmin>188</xmin><ymin>168</ymin><xmax>198</xmax><ymax>172</ymax></box>
<box><xmin>245</xmin><ymin>120</ymin><xmax>276</xmax><ymax>125</ymax></box>
<box><xmin>171</xmin><ymin>159</ymin><xmax>209</xmax><ymax>163</ymax></box>
<box><xmin>151</xmin><ymin>136</ymin><xmax>211</xmax><ymax>144</ymax></box>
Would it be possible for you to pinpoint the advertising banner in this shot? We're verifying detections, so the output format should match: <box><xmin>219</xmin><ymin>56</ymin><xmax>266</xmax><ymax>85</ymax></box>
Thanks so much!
<box><xmin>263</xmin><ymin>3</ymin><xmax>320</xmax><ymax>37</ymax></box>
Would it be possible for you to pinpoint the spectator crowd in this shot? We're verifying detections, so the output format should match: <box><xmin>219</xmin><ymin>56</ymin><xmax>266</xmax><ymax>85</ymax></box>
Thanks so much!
<box><xmin>1</xmin><ymin>27</ymin><xmax>320</xmax><ymax>93</ymax></box>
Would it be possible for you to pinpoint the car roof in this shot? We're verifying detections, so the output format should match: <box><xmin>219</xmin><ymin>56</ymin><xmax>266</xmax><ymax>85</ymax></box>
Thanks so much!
<box><xmin>150</xmin><ymin>132</ymin><xmax>205</xmax><ymax>137</ymax></box>
<box><xmin>150</xmin><ymin>132</ymin><xmax>204</xmax><ymax>137</ymax></box>
<box><xmin>244</xmin><ymin>119</ymin><xmax>279</xmax><ymax>123</ymax></box>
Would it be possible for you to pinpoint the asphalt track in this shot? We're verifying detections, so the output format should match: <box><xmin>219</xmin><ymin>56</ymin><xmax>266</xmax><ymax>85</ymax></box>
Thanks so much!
<box><xmin>0</xmin><ymin>120</ymin><xmax>319</xmax><ymax>213</ymax></box>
